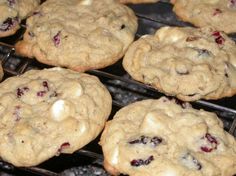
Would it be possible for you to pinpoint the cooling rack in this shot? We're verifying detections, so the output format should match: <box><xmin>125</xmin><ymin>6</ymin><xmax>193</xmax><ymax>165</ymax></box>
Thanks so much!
<box><xmin>0</xmin><ymin>1</ymin><xmax>236</xmax><ymax>175</ymax></box>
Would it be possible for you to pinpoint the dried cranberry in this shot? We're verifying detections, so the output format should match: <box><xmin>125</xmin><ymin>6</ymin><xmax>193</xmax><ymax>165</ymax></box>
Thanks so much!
<box><xmin>37</xmin><ymin>91</ymin><xmax>47</xmax><ymax>97</ymax></box>
<box><xmin>57</xmin><ymin>142</ymin><xmax>70</xmax><ymax>153</ymax></box>
<box><xmin>212</xmin><ymin>31</ymin><xmax>225</xmax><ymax>45</ymax></box>
<box><xmin>213</xmin><ymin>8</ymin><xmax>222</xmax><ymax>16</ymax></box>
<box><xmin>17</xmin><ymin>87</ymin><xmax>29</xmax><ymax>98</ymax></box>
<box><xmin>131</xmin><ymin>156</ymin><xmax>154</xmax><ymax>167</ymax></box>
<box><xmin>200</xmin><ymin>133</ymin><xmax>218</xmax><ymax>153</ymax></box>
<box><xmin>53</xmin><ymin>31</ymin><xmax>61</xmax><ymax>47</ymax></box>
<box><xmin>229</xmin><ymin>0</ymin><xmax>236</xmax><ymax>8</ymax></box>
<box><xmin>200</xmin><ymin>146</ymin><xmax>213</xmax><ymax>153</ymax></box>
<box><xmin>205</xmin><ymin>133</ymin><xmax>218</xmax><ymax>144</ymax></box>
<box><xmin>0</xmin><ymin>17</ymin><xmax>18</xmax><ymax>31</ymax></box>
<box><xmin>42</xmin><ymin>81</ymin><xmax>49</xmax><ymax>91</ymax></box>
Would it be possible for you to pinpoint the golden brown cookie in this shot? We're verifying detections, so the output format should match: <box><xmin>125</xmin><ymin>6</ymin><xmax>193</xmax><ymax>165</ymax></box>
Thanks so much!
<box><xmin>0</xmin><ymin>0</ymin><xmax>40</xmax><ymax>37</ymax></box>
<box><xmin>123</xmin><ymin>26</ymin><xmax>236</xmax><ymax>101</ymax></box>
<box><xmin>0</xmin><ymin>67</ymin><xmax>112</xmax><ymax>166</ymax></box>
<box><xmin>15</xmin><ymin>0</ymin><xmax>138</xmax><ymax>72</ymax></box>
<box><xmin>100</xmin><ymin>97</ymin><xmax>236</xmax><ymax>176</ymax></box>
<box><xmin>172</xmin><ymin>0</ymin><xmax>236</xmax><ymax>34</ymax></box>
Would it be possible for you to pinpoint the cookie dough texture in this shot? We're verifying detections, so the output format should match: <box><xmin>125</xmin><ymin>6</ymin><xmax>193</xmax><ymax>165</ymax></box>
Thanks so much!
<box><xmin>100</xmin><ymin>97</ymin><xmax>236</xmax><ymax>176</ymax></box>
<box><xmin>15</xmin><ymin>0</ymin><xmax>138</xmax><ymax>72</ymax></box>
<box><xmin>0</xmin><ymin>63</ymin><xmax>3</xmax><ymax>81</ymax></box>
<box><xmin>0</xmin><ymin>0</ymin><xmax>40</xmax><ymax>37</ymax></box>
<box><xmin>0</xmin><ymin>67</ymin><xmax>112</xmax><ymax>167</ymax></box>
<box><xmin>172</xmin><ymin>0</ymin><xmax>236</xmax><ymax>34</ymax></box>
<box><xmin>119</xmin><ymin>0</ymin><xmax>159</xmax><ymax>4</ymax></box>
<box><xmin>123</xmin><ymin>26</ymin><xmax>236</xmax><ymax>101</ymax></box>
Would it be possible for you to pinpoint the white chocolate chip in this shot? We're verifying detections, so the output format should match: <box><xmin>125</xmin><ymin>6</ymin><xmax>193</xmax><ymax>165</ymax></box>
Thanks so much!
<box><xmin>50</xmin><ymin>100</ymin><xmax>74</xmax><ymax>121</ymax></box>
<box><xmin>110</xmin><ymin>147</ymin><xmax>119</xmax><ymax>165</ymax></box>
<box><xmin>140</xmin><ymin>111</ymin><xmax>169</xmax><ymax>134</ymax></box>
<box><xmin>79</xmin><ymin>0</ymin><xmax>93</xmax><ymax>5</ymax></box>
<box><xmin>60</xmin><ymin>81</ymin><xmax>83</xmax><ymax>98</ymax></box>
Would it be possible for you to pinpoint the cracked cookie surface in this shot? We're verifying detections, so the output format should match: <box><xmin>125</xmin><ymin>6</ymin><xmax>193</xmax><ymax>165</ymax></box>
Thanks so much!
<box><xmin>100</xmin><ymin>97</ymin><xmax>236</xmax><ymax>176</ymax></box>
<box><xmin>15</xmin><ymin>0</ymin><xmax>138</xmax><ymax>72</ymax></box>
<box><xmin>123</xmin><ymin>26</ymin><xmax>236</xmax><ymax>101</ymax></box>
<box><xmin>0</xmin><ymin>67</ymin><xmax>112</xmax><ymax>166</ymax></box>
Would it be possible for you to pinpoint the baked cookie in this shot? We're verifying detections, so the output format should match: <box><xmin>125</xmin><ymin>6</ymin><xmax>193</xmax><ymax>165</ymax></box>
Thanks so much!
<box><xmin>100</xmin><ymin>97</ymin><xmax>236</xmax><ymax>176</ymax></box>
<box><xmin>0</xmin><ymin>67</ymin><xmax>112</xmax><ymax>167</ymax></box>
<box><xmin>0</xmin><ymin>62</ymin><xmax>4</xmax><ymax>81</ymax></box>
<box><xmin>123</xmin><ymin>26</ymin><xmax>236</xmax><ymax>101</ymax></box>
<box><xmin>0</xmin><ymin>0</ymin><xmax>40</xmax><ymax>37</ymax></box>
<box><xmin>15</xmin><ymin>0</ymin><xmax>138</xmax><ymax>72</ymax></box>
<box><xmin>119</xmin><ymin>0</ymin><xmax>159</xmax><ymax>4</ymax></box>
<box><xmin>172</xmin><ymin>0</ymin><xmax>236</xmax><ymax>34</ymax></box>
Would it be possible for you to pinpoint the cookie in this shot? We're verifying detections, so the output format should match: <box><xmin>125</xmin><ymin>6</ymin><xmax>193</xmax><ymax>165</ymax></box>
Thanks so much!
<box><xmin>0</xmin><ymin>62</ymin><xmax>4</xmax><ymax>81</ymax></box>
<box><xmin>0</xmin><ymin>67</ymin><xmax>112</xmax><ymax>167</ymax></box>
<box><xmin>123</xmin><ymin>26</ymin><xmax>236</xmax><ymax>101</ymax></box>
<box><xmin>0</xmin><ymin>0</ymin><xmax>40</xmax><ymax>37</ymax></box>
<box><xmin>172</xmin><ymin>0</ymin><xmax>236</xmax><ymax>34</ymax></box>
<box><xmin>100</xmin><ymin>97</ymin><xmax>236</xmax><ymax>176</ymax></box>
<box><xmin>15</xmin><ymin>0</ymin><xmax>138</xmax><ymax>72</ymax></box>
<box><xmin>119</xmin><ymin>0</ymin><xmax>159</xmax><ymax>4</ymax></box>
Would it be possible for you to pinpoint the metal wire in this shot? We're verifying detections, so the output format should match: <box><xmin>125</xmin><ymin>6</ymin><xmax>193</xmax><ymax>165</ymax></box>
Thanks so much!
<box><xmin>0</xmin><ymin>1</ymin><xmax>235</xmax><ymax>175</ymax></box>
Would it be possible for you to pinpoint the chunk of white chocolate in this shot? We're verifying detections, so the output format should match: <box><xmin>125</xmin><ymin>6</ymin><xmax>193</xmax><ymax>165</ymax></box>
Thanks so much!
<box><xmin>50</xmin><ymin>99</ymin><xmax>74</xmax><ymax>121</ymax></box>
<box><xmin>79</xmin><ymin>0</ymin><xmax>93</xmax><ymax>5</ymax></box>
<box><xmin>60</xmin><ymin>81</ymin><xmax>83</xmax><ymax>98</ymax></box>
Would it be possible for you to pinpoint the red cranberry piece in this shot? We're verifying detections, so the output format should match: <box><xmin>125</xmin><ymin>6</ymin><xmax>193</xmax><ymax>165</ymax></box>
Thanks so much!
<box><xmin>57</xmin><ymin>142</ymin><xmax>70</xmax><ymax>153</ymax></box>
<box><xmin>212</xmin><ymin>31</ymin><xmax>225</xmax><ymax>45</ymax></box>
<box><xmin>205</xmin><ymin>133</ymin><xmax>218</xmax><ymax>144</ymax></box>
<box><xmin>212</xmin><ymin>31</ymin><xmax>220</xmax><ymax>37</ymax></box>
<box><xmin>17</xmin><ymin>87</ymin><xmax>29</xmax><ymax>98</ymax></box>
<box><xmin>42</xmin><ymin>81</ymin><xmax>49</xmax><ymax>91</ymax></box>
<box><xmin>37</xmin><ymin>91</ymin><xmax>47</xmax><ymax>97</ymax></box>
<box><xmin>53</xmin><ymin>31</ymin><xmax>61</xmax><ymax>47</ymax></box>
<box><xmin>200</xmin><ymin>146</ymin><xmax>213</xmax><ymax>153</ymax></box>
<box><xmin>0</xmin><ymin>17</ymin><xmax>18</xmax><ymax>31</ymax></box>
<box><xmin>130</xmin><ymin>156</ymin><xmax>154</xmax><ymax>167</ymax></box>
<box><xmin>200</xmin><ymin>133</ymin><xmax>218</xmax><ymax>153</ymax></box>
<box><xmin>229</xmin><ymin>0</ymin><xmax>236</xmax><ymax>7</ymax></box>
<box><xmin>215</xmin><ymin>36</ymin><xmax>225</xmax><ymax>45</ymax></box>
<box><xmin>213</xmin><ymin>8</ymin><xmax>222</xmax><ymax>16</ymax></box>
